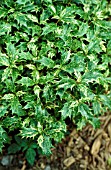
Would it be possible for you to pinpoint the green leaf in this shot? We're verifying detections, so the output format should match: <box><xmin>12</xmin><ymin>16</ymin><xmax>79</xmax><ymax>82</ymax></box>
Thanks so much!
<box><xmin>27</xmin><ymin>14</ymin><xmax>38</xmax><ymax>23</ymax></box>
<box><xmin>92</xmin><ymin>101</ymin><xmax>101</xmax><ymax>115</ymax></box>
<box><xmin>11</xmin><ymin>69</ymin><xmax>20</xmax><ymax>82</ymax></box>
<box><xmin>30</xmin><ymin>142</ymin><xmax>37</xmax><ymax>149</ymax></box>
<box><xmin>89</xmin><ymin>117</ymin><xmax>100</xmax><ymax>129</ymax></box>
<box><xmin>2</xmin><ymin>94</ymin><xmax>14</xmax><ymax>100</ymax></box>
<box><xmin>2</xmin><ymin>116</ymin><xmax>21</xmax><ymax>131</ymax></box>
<box><xmin>82</xmin><ymin>71</ymin><xmax>102</xmax><ymax>83</ymax></box>
<box><xmin>0</xmin><ymin>126</ymin><xmax>10</xmax><ymax>152</ymax></box>
<box><xmin>42</xmin><ymin>0</ymin><xmax>52</xmax><ymax>4</ymax></box>
<box><xmin>13</xmin><ymin>12</ymin><xmax>27</xmax><ymax>27</ymax></box>
<box><xmin>20</xmin><ymin>127</ymin><xmax>38</xmax><ymax>138</ymax></box>
<box><xmin>16</xmin><ymin>0</ymin><xmax>30</xmax><ymax>5</ymax></box>
<box><xmin>42</xmin><ymin>23</ymin><xmax>57</xmax><ymax>35</ymax></box>
<box><xmin>10</xmin><ymin>97</ymin><xmax>25</xmax><ymax>116</ymax></box>
<box><xmin>38</xmin><ymin>136</ymin><xmax>52</xmax><ymax>155</ymax></box>
<box><xmin>0</xmin><ymin>105</ymin><xmax>8</xmax><ymax>117</ymax></box>
<box><xmin>57</xmin><ymin>78</ymin><xmax>75</xmax><ymax>91</ymax></box>
<box><xmin>107</xmin><ymin>40</ymin><xmax>111</xmax><ymax>55</ymax></box>
<box><xmin>59</xmin><ymin>102</ymin><xmax>72</xmax><ymax>119</ymax></box>
<box><xmin>48</xmin><ymin>5</ymin><xmax>56</xmax><ymax>14</ymax></box>
<box><xmin>0</xmin><ymin>23</ymin><xmax>11</xmax><ymax>35</ymax></box>
<box><xmin>78</xmin><ymin>103</ymin><xmax>90</xmax><ymax>119</ymax></box>
<box><xmin>6</xmin><ymin>43</ymin><xmax>16</xmax><ymax>55</ymax></box>
<box><xmin>0</xmin><ymin>8</ymin><xmax>8</xmax><ymax>18</ymax></box>
<box><xmin>77</xmin><ymin>22</ymin><xmax>89</xmax><ymax>37</ymax></box>
<box><xmin>77</xmin><ymin>117</ymin><xmax>87</xmax><ymax>130</ymax></box>
<box><xmin>14</xmin><ymin>136</ymin><xmax>28</xmax><ymax>147</ymax></box>
<box><xmin>31</xmin><ymin>25</ymin><xmax>41</xmax><ymax>36</ymax></box>
<box><xmin>33</xmin><ymin>85</ymin><xmax>41</xmax><ymax>98</ymax></box>
<box><xmin>0</xmin><ymin>53</ymin><xmax>9</xmax><ymax>66</ymax></box>
<box><xmin>16</xmin><ymin>77</ymin><xmax>34</xmax><ymax>87</ymax></box>
<box><xmin>37</xmin><ymin>57</ymin><xmax>54</xmax><ymax>68</ymax></box>
<box><xmin>25</xmin><ymin>148</ymin><xmax>36</xmax><ymax>165</ymax></box>
<box><xmin>99</xmin><ymin>95</ymin><xmax>111</xmax><ymax>109</ymax></box>
<box><xmin>8</xmin><ymin>143</ymin><xmax>21</xmax><ymax>154</ymax></box>
<box><xmin>37</xmin><ymin>135</ymin><xmax>44</xmax><ymax>148</ymax></box>
<box><xmin>59</xmin><ymin>6</ymin><xmax>76</xmax><ymax>22</ymax></box>
<box><xmin>24</xmin><ymin>101</ymin><xmax>35</xmax><ymax>109</ymax></box>
<box><xmin>18</xmin><ymin>52</ymin><xmax>34</xmax><ymax>60</ymax></box>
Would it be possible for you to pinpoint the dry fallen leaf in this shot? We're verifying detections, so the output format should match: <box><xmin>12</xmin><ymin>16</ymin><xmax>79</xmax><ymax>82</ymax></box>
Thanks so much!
<box><xmin>108</xmin><ymin>142</ymin><xmax>111</xmax><ymax>153</ymax></box>
<box><xmin>107</xmin><ymin>122</ymin><xmax>111</xmax><ymax>139</ymax></box>
<box><xmin>84</xmin><ymin>144</ymin><xmax>90</xmax><ymax>151</ymax></box>
<box><xmin>91</xmin><ymin>135</ymin><xmax>102</xmax><ymax>155</ymax></box>
<box><xmin>93</xmin><ymin>129</ymin><xmax>103</xmax><ymax>139</ymax></box>
<box><xmin>70</xmin><ymin>128</ymin><xmax>77</xmax><ymax>137</ymax></box>
<box><xmin>63</xmin><ymin>156</ymin><xmax>75</xmax><ymax>167</ymax></box>
<box><xmin>68</xmin><ymin>137</ymin><xmax>74</xmax><ymax>147</ymax></box>
<box><xmin>66</xmin><ymin>146</ymin><xmax>71</xmax><ymax>157</ymax></box>
<box><xmin>103</xmin><ymin>115</ymin><xmax>111</xmax><ymax>129</ymax></box>
<box><xmin>102</xmin><ymin>131</ymin><xmax>109</xmax><ymax>140</ymax></box>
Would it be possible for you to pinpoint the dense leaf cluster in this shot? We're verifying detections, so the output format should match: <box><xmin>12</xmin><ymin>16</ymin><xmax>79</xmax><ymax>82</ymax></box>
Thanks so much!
<box><xmin>0</xmin><ymin>0</ymin><xmax>111</xmax><ymax>165</ymax></box>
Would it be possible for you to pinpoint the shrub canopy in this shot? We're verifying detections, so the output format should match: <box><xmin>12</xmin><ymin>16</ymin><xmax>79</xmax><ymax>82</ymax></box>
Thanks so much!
<box><xmin>0</xmin><ymin>0</ymin><xmax>111</xmax><ymax>165</ymax></box>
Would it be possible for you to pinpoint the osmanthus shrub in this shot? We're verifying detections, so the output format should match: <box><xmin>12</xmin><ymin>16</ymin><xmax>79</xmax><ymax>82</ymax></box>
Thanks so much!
<box><xmin>0</xmin><ymin>0</ymin><xmax>111</xmax><ymax>165</ymax></box>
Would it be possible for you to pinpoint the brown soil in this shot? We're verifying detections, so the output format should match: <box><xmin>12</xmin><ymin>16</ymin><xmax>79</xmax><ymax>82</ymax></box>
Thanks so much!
<box><xmin>0</xmin><ymin>112</ymin><xmax>111</xmax><ymax>170</ymax></box>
